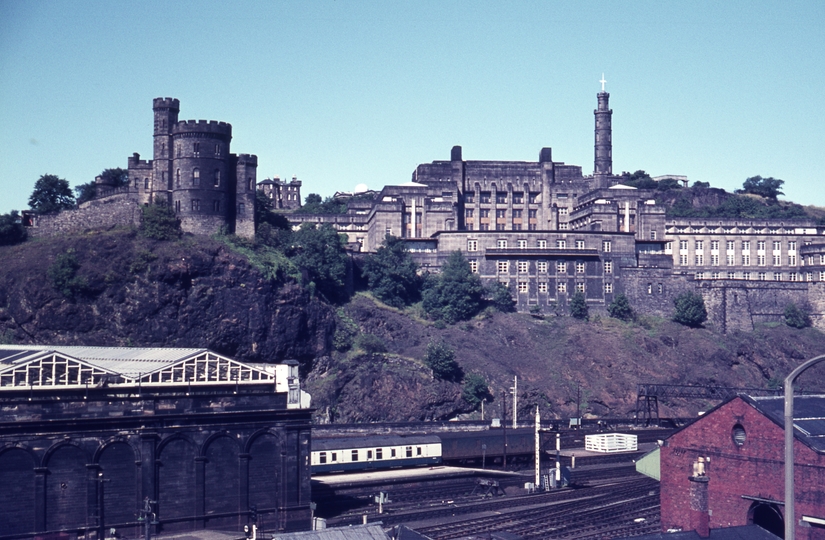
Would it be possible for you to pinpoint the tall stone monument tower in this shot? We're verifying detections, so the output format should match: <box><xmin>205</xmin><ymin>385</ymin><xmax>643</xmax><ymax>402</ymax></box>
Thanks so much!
<box><xmin>594</xmin><ymin>75</ymin><xmax>613</xmax><ymax>187</ymax></box>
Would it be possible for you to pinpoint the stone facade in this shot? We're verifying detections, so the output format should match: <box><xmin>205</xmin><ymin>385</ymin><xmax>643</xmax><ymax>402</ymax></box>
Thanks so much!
<box><xmin>24</xmin><ymin>194</ymin><xmax>143</xmax><ymax>238</ymax></box>
<box><xmin>259</xmin><ymin>176</ymin><xmax>302</xmax><ymax>210</ymax></box>
<box><xmin>287</xmin><ymin>90</ymin><xmax>825</xmax><ymax>328</ymax></box>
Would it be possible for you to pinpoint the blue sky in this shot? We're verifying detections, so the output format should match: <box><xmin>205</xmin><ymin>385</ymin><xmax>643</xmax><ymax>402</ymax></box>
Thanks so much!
<box><xmin>1</xmin><ymin>0</ymin><xmax>824</xmax><ymax>214</ymax></box>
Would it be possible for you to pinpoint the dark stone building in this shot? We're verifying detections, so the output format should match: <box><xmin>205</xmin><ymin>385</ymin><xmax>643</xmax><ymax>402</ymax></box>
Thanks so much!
<box><xmin>0</xmin><ymin>346</ymin><xmax>313</xmax><ymax>539</ymax></box>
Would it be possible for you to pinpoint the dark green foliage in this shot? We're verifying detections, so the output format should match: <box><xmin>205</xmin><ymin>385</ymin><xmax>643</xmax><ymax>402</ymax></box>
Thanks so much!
<box><xmin>128</xmin><ymin>250</ymin><xmax>157</xmax><ymax>274</ymax></box>
<box><xmin>569</xmin><ymin>292</ymin><xmax>589</xmax><ymax>320</ymax></box>
<box><xmin>296</xmin><ymin>193</ymin><xmax>347</xmax><ymax>214</ymax></box>
<box><xmin>655</xmin><ymin>178</ymin><xmax>683</xmax><ymax>191</ymax></box>
<box><xmin>354</xmin><ymin>333</ymin><xmax>387</xmax><ymax>354</ymax></box>
<box><xmin>98</xmin><ymin>168</ymin><xmax>129</xmax><ymax>187</ymax></box>
<box><xmin>333</xmin><ymin>309</ymin><xmax>358</xmax><ymax>351</ymax></box>
<box><xmin>620</xmin><ymin>170</ymin><xmax>657</xmax><ymax>190</ymax></box>
<box><xmin>0</xmin><ymin>211</ymin><xmax>27</xmax><ymax>246</ymax></box>
<box><xmin>784</xmin><ymin>303</ymin><xmax>811</xmax><ymax>329</ymax></box>
<box><xmin>692</xmin><ymin>181</ymin><xmax>711</xmax><ymax>189</ymax></box>
<box><xmin>486</xmin><ymin>281</ymin><xmax>516</xmax><ymax>313</ymax></box>
<box><xmin>666</xmin><ymin>189</ymin><xmax>807</xmax><ymax>220</ymax></box>
<box><xmin>462</xmin><ymin>373</ymin><xmax>492</xmax><ymax>408</ymax></box>
<box><xmin>292</xmin><ymin>223</ymin><xmax>350</xmax><ymax>303</ymax></box>
<box><xmin>424</xmin><ymin>341</ymin><xmax>463</xmax><ymax>382</ymax></box>
<box><xmin>422</xmin><ymin>251</ymin><xmax>484</xmax><ymax>323</ymax></box>
<box><xmin>140</xmin><ymin>200</ymin><xmax>181</xmax><ymax>240</ymax></box>
<box><xmin>47</xmin><ymin>249</ymin><xmax>88</xmax><ymax>298</ymax></box>
<box><xmin>739</xmin><ymin>175</ymin><xmax>784</xmax><ymax>200</ymax></box>
<box><xmin>607</xmin><ymin>293</ymin><xmax>633</xmax><ymax>321</ymax></box>
<box><xmin>29</xmin><ymin>174</ymin><xmax>75</xmax><ymax>214</ymax></box>
<box><xmin>255</xmin><ymin>191</ymin><xmax>292</xmax><ymax>248</ymax></box>
<box><xmin>74</xmin><ymin>181</ymin><xmax>97</xmax><ymax>205</ymax></box>
<box><xmin>362</xmin><ymin>235</ymin><xmax>421</xmax><ymax>308</ymax></box>
<box><xmin>673</xmin><ymin>291</ymin><xmax>707</xmax><ymax>327</ymax></box>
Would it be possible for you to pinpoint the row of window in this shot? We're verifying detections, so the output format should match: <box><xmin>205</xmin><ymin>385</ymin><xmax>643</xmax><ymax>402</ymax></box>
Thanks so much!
<box><xmin>176</xmin><ymin>142</ymin><xmax>223</xmax><ymax>158</ymax></box>
<box><xmin>317</xmin><ymin>446</ymin><xmax>423</xmax><ymax>464</ymax></box>
<box><xmin>465</xmin><ymin>192</ymin><xmax>540</xmax><ymax>205</ymax></box>
<box><xmin>671</xmin><ymin>226</ymin><xmax>812</xmax><ymax>235</ymax></box>
<box><xmin>674</xmin><ymin>240</ymin><xmax>799</xmax><ymax>252</ymax></box>
<box><xmin>171</xmin><ymin>169</ymin><xmax>255</xmax><ymax>191</ymax></box>
<box><xmin>468</xmin><ymin>239</ymin><xmax>611</xmax><ymax>251</ymax></box>
<box><xmin>483</xmin><ymin>260</ymin><xmax>612</xmax><ymax>275</ymax></box>
<box><xmin>695</xmin><ymin>271</ymin><xmax>824</xmax><ymax>281</ymax></box>
<box><xmin>678</xmin><ymin>254</ymin><xmax>798</xmax><ymax>266</ymax></box>
<box><xmin>468</xmin><ymin>223</ymin><xmax>539</xmax><ymax>231</ymax></box>
<box><xmin>467</xmin><ymin>209</ymin><xmax>540</xmax><ymax>219</ymax></box>
<box><xmin>508</xmin><ymin>281</ymin><xmax>610</xmax><ymax>294</ymax></box>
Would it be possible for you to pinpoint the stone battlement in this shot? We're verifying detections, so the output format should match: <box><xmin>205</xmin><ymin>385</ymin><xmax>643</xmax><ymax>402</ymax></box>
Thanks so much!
<box><xmin>153</xmin><ymin>97</ymin><xmax>180</xmax><ymax>110</ymax></box>
<box><xmin>172</xmin><ymin>119</ymin><xmax>232</xmax><ymax>136</ymax></box>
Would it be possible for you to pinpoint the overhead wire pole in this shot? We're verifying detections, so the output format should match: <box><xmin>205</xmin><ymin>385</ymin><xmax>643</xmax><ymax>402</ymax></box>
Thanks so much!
<box><xmin>784</xmin><ymin>353</ymin><xmax>825</xmax><ymax>540</ymax></box>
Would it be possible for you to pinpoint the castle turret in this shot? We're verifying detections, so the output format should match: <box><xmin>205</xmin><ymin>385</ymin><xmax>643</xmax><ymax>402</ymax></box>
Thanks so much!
<box><xmin>594</xmin><ymin>76</ymin><xmax>613</xmax><ymax>186</ymax></box>
<box><xmin>234</xmin><ymin>154</ymin><xmax>257</xmax><ymax>238</ymax></box>
<box><xmin>152</xmin><ymin>98</ymin><xmax>180</xmax><ymax>204</ymax></box>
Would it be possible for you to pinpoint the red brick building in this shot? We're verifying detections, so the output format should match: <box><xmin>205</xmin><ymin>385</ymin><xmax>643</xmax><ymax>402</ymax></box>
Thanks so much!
<box><xmin>660</xmin><ymin>395</ymin><xmax>825</xmax><ymax>539</ymax></box>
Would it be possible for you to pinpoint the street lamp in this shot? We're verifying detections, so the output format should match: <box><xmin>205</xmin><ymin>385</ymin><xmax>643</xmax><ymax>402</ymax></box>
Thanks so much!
<box><xmin>784</xmin><ymin>353</ymin><xmax>825</xmax><ymax>540</ymax></box>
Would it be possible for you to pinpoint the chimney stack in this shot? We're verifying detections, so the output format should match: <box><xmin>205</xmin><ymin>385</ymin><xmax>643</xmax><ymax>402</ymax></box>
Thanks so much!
<box><xmin>688</xmin><ymin>457</ymin><xmax>710</xmax><ymax>538</ymax></box>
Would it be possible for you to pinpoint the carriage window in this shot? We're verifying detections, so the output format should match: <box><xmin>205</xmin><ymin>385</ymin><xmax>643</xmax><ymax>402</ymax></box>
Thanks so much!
<box><xmin>406</xmin><ymin>446</ymin><xmax>412</xmax><ymax>458</ymax></box>
<box><xmin>352</xmin><ymin>450</ymin><xmax>359</xmax><ymax>461</ymax></box>
<box><xmin>331</xmin><ymin>452</ymin><xmax>337</xmax><ymax>462</ymax></box>
<box><xmin>376</xmin><ymin>448</ymin><xmax>383</xmax><ymax>459</ymax></box>
<box><xmin>367</xmin><ymin>450</ymin><xmax>373</xmax><ymax>459</ymax></box>
<box><xmin>391</xmin><ymin>448</ymin><xmax>396</xmax><ymax>458</ymax></box>
<box><xmin>319</xmin><ymin>452</ymin><xmax>327</xmax><ymax>464</ymax></box>
<box><xmin>417</xmin><ymin>446</ymin><xmax>422</xmax><ymax>456</ymax></box>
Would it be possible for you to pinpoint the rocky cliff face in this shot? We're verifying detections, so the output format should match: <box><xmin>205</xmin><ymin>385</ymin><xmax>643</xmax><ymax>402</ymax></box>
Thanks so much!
<box><xmin>0</xmin><ymin>229</ymin><xmax>335</xmax><ymax>364</ymax></box>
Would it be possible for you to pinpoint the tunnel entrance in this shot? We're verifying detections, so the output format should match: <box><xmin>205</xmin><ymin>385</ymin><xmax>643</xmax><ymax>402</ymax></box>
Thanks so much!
<box><xmin>748</xmin><ymin>501</ymin><xmax>785</xmax><ymax>539</ymax></box>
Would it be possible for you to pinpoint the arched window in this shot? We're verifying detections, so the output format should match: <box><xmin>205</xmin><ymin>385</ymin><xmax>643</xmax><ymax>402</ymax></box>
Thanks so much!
<box><xmin>193</xmin><ymin>168</ymin><xmax>200</xmax><ymax>186</ymax></box>
<box><xmin>214</xmin><ymin>169</ymin><xmax>220</xmax><ymax>187</ymax></box>
<box><xmin>213</xmin><ymin>200</ymin><xmax>220</xmax><ymax>212</ymax></box>
<box><xmin>176</xmin><ymin>169</ymin><xmax>181</xmax><ymax>187</ymax></box>
<box><xmin>144</xmin><ymin>178</ymin><xmax>149</xmax><ymax>189</ymax></box>
<box><xmin>248</xmin><ymin>178</ymin><xmax>253</xmax><ymax>191</ymax></box>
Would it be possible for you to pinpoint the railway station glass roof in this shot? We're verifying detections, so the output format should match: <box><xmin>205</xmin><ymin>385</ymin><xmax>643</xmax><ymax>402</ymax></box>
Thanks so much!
<box><xmin>0</xmin><ymin>345</ymin><xmax>275</xmax><ymax>390</ymax></box>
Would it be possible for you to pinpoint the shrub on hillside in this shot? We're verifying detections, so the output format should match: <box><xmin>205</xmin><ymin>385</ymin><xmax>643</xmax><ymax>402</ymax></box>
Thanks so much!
<box><xmin>140</xmin><ymin>201</ymin><xmax>181</xmax><ymax>240</ymax></box>
<box><xmin>486</xmin><ymin>281</ymin><xmax>516</xmax><ymax>313</ymax></box>
<box><xmin>570</xmin><ymin>292</ymin><xmax>589</xmax><ymax>320</ymax></box>
<box><xmin>422</xmin><ymin>251</ymin><xmax>484</xmax><ymax>323</ymax></box>
<box><xmin>784</xmin><ymin>303</ymin><xmax>811</xmax><ymax>329</ymax></box>
<box><xmin>673</xmin><ymin>291</ymin><xmax>707</xmax><ymax>327</ymax></box>
<box><xmin>0</xmin><ymin>211</ymin><xmax>27</xmax><ymax>246</ymax></box>
<box><xmin>354</xmin><ymin>333</ymin><xmax>387</xmax><ymax>354</ymax></box>
<box><xmin>462</xmin><ymin>373</ymin><xmax>493</xmax><ymax>409</ymax></box>
<box><xmin>47</xmin><ymin>249</ymin><xmax>88</xmax><ymax>298</ymax></box>
<box><xmin>424</xmin><ymin>340</ymin><xmax>463</xmax><ymax>382</ymax></box>
<box><xmin>362</xmin><ymin>235</ymin><xmax>421</xmax><ymax>308</ymax></box>
<box><xmin>607</xmin><ymin>293</ymin><xmax>633</xmax><ymax>321</ymax></box>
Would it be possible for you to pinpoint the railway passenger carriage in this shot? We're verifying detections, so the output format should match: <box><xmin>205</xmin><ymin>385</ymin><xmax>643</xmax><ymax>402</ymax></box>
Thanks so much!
<box><xmin>311</xmin><ymin>435</ymin><xmax>441</xmax><ymax>473</ymax></box>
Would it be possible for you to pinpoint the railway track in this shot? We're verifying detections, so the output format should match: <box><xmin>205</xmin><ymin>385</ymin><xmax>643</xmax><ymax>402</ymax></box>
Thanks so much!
<box><xmin>414</xmin><ymin>476</ymin><xmax>659</xmax><ymax>539</ymax></box>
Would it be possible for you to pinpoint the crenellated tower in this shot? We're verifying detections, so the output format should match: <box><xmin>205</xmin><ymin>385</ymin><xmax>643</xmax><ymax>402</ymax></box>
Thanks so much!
<box><xmin>152</xmin><ymin>98</ymin><xmax>180</xmax><ymax>204</ymax></box>
<box><xmin>594</xmin><ymin>75</ymin><xmax>613</xmax><ymax>187</ymax></box>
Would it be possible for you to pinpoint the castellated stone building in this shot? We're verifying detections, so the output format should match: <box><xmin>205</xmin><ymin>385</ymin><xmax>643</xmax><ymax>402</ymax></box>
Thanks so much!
<box><xmin>25</xmin><ymin>98</ymin><xmax>258</xmax><ymax>238</ymax></box>
<box><xmin>127</xmin><ymin>98</ymin><xmax>257</xmax><ymax>237</ymax></box>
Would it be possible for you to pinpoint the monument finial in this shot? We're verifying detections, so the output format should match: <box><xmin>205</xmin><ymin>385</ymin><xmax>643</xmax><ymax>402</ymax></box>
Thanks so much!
<box><xmin>600</xmin><ymin>73</ymin><xmax>607</xmax><ymax>92</ymax></box>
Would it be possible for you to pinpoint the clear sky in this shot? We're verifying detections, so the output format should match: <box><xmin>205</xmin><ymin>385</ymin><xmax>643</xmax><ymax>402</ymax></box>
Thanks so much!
<box><xmin>1</xmin><ymin>0</ymin><xmax>824</xmax><ymax>214</ymax></box>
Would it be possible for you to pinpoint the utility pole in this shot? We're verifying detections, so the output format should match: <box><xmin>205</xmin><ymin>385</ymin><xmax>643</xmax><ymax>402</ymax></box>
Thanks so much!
<box><xmin>534</xmin><ymin>406</ymin><xmax>541</xmax><ymax>487</ymax></box>
<box><xmin>501</xmin><ymin>389</ymin><xmax>507</xmax><ymax>468</ymax></box>
<box><xmin>511</xmin><ymin>376</ymin><xmax>518</xmax><ymax>428</ymax></box>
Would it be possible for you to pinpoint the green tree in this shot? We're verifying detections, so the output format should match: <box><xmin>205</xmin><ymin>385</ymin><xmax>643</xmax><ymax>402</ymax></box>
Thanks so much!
<box><xmin>29</xmin><ymin>174</ymin><xmax>75</xmax><ymax>214</ymax></box>
<box><xmin>486</xmin><ymin>281</ymin><xmax>516</xmax><ymax>313</ymax></box>
<box><xmin>47</xmin><ymin>249</ymin><xmax>88</xmax><ymax>298</ymax></box>
<box><xmin>569</xmin><ymin>292</ymin><xmax>589</xmax><ymax>320</ymax></box>
<box><xmin>74</xmin><ymin>181</ymin><xmax>97</xmax><ymax>205</ymax></box>
<box><xmin>621</xmin><ymin>170</ymin><xmax>657</xmax><ymax>190</ymax></box>
<box><xmin>607</xmin><ymin>293</ymin><xmax>633</xmax><ymax>321</ymax></box>
<box><xmin>291</xmin><ymin>223</ymin><xmax>350</xmax><ymax>302</ymax></box>
<box><xmin>462</xmin><ymin>373</ymin><xmax>493</xmax><ymax>408</ymax></box>
<box><xmin>656</xmin><ymin>178</ymin><xmax>682</xmax><ymax>191</ymax></box>
<box><xmin>424</xmin><ymin>340</ymin><xmax>463</xmax><ymax>382</ymax></box>
<box><xmin>0</xmin><ymin>211</ymin><xmax>27</xmax><ymax>246</ymax></box>
<box><xmin>739</xmin><ymin>176</ymin><xmax>784</xmax><ymax>200</ymax></box>
<box><xmin>692</xmin><ymin>180</ymin><xmax>711</xmax><ymax>189</ymax></box>
<box><xmin>673</xmin><ymin>291</ymin><xmax>707</xmax><ymax>327</ymax></box>
<box><xmin>98</xmin><ymin>167</ymin><xmax>129</xmax><ymax>187</ymax></box>
<box><xmin>422</xmin><ymin>251</ymin><xmax>484</xmax><ymax>323</ymax></box>
<box><xmin>140</xmin><ymin>199</ymin><xmax>181</xmax><ymax>240</ymax></box>
<box><xmin>255</xmin><ymin>190</ymin><xmax>292</xmax><ymax>247</ymax></box>
<box><xmin>362</xmin><ymin>235</ymin><xmax>421</xmax><ymax>308</ymax></box>
<box><xmin>297</xmin><ymin>193</ymin><xmax>347</xmax><ymax>214</ymax></box>
<box><xmin>354</xmin><ymin>333</ymin><xmax>388</xmax><ymax>354</ymax></box>
<box><xmin>784</xmin><ymin>303</ymin><xmax>811</xmax><ymax>329</ymax></box>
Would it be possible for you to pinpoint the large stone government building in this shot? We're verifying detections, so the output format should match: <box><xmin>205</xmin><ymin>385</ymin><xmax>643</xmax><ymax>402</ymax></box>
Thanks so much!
<box><xmin>289</xmin><ymin>88</ymin><xmax>825</xmax><ymax>330</ymax></box>
<box><xmin>0</xmin><ymin>346</ymin><xmax>312</xmax><ymax>539</ymax></box>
